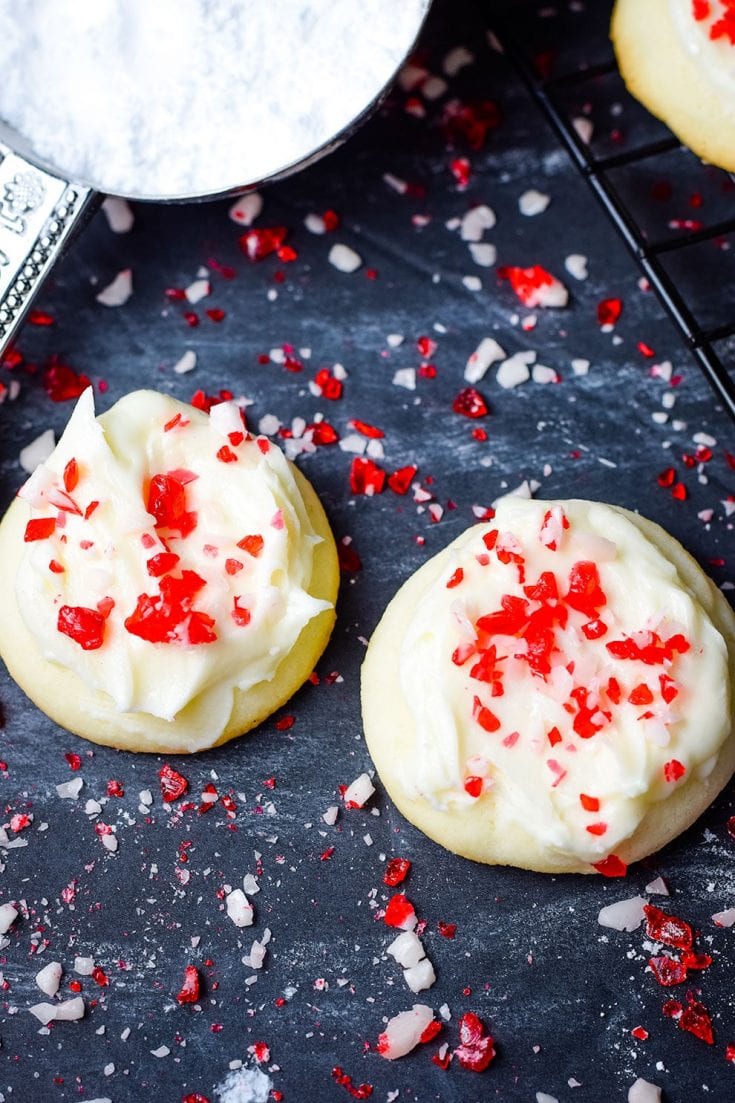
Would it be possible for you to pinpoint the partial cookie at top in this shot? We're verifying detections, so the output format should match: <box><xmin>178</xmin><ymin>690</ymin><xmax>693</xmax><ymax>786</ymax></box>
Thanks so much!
<box><xmin>0</xmin><ymin>389</ymin><xmax>339</xmax><ymax>753</ymax></box>
<box><xmin>361</xmin><ymin>498</ymin><xmax>735</xmax><ymax>874</ymax></box>
<box><xmin>612</xmin><ymin>0</ymin><xmax>735</xmax><ymax>171</ymax></box>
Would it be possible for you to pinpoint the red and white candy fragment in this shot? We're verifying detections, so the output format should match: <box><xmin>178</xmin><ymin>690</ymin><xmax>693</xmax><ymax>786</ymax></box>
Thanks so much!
<box><xmin>342</xmin><ymin>773</ymin><xmax>375</xmax><ymax>809</ymax></box>
<box><xmin>376</xmin><ymin>1004</ymin><xmax>436</xmax><ymax>1060</ymax></box>
<box><xmin>499</xmin><ymin>265</ymin><xmax>569</xmax><ymax>308</ymax></box>
<box><xmin>226</xmin><ymin>888</ymin><xmax>254</xmax><ymax>928</ymax></box>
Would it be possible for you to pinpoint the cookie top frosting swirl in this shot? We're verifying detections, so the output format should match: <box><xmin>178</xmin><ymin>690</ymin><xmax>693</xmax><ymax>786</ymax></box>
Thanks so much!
<box><xmin>397</xmin><ymin>498</ymin><xmax>731</xmax><ymax>864</ymax></box>
<box><xmin>15</xmin><ymin>388</ymin><xmax>331</xmax><ymax>750</ymax></box>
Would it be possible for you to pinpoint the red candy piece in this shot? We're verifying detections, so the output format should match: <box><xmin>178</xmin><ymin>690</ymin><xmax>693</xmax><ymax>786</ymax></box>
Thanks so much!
<box><xmin>24</xmin><ymin>517</ymin><xmax>56</xmax><ymax>542</ymax></box>
<box><xmin>454</xmin><ymin>1011</ymin><xmax>496</xmax><ymax>1072</ymax></box>
<box><xmin>176</xmin><ymin>964</ymin><xmax>201</xmax><ymax>1004</ymax></box>
<box><xmin>147</xmin><ymin>552</ymin><xmax>180</xmax><ymax>578</ymax></box>
<box><xmin>384</xmin><ymin>894</ymin><xmax>415</xmax><ymax>929</ymax></box>
<box><xmin>663</xmin><ymin>759</ymin><xmax>686</xmax><ymax>783</ymax></box>
<box><xmin>648</xmin><ymin>955</ymin><xmax>688</xmax><ymax>987</ymax></box>
<box><xmin>43</xmin><ymin>362</ymin><xmax>92</xmax><ymax>402</ymax></box>
<box><xmin>452</xmin><ymin>387</ymin><xmax>488</xmax><ymax>419</ymax></box>
<box><xmin>146</xmin><ymin>473</ymin><xmax>197</xmax><ymax>538</ymax></box>
<box><xmin>331</xmin><ymin>1067</ymin><xmax>373</xmax><ymax>1100</ymax></box>
<box><xmin>159</xmin><ymin>763</ymin><xmax>189</xmax><ymax>802</ymax></box>
<box><xmin>57</xmin><ymin>605</ymin><xmax>107</xmax><ymax>651</ymax></box>
<box><xmin>383</xmin><ymin>858</ymin><xmax>411</xmax><ymax>887</ymax></box>
<box><xmin>442</xmin><ymin>98</ymin><xmax>502</xmax><ymax>150</ymax></box>
<box><xmin>464</xmin><ymin>776</ymin><xmax>483</xmax><ymax>798</ymax></box>
<box><xmin>592</xmin><ymin>854</ymin><xmax>627</xmax><ymax>877</ymax></box>
<box><xmin>644</xmin><ymin>904</ymin><xmax>693</xmax><ymax>950</ymax></box>
<box><xmin>597</xmin><ymin>297</ymin><xmax>622</xmax><ymax>326</ymax></box>
<box><xmin>679</xmin><ymin>1000</ymin><xmax>714</xmax><ymax>1045</ymax></box>
<box><xmin>350</xmin><ymin>457</ymin><xmax>386</xmax><ymax>496</ymax></box>
<box><xmin>63</xmin><ymin>458</ymin><xmax>79</xmax><ymax>492</ymax></box>
<box><xmin>629</xmin><ymin>684</ymin><xmax>654</xmax><ymax>706</ymax></box>
<box><xmin>240</xmin><ymin>226</ymin><xmax>287</xmax><ymax>261</ymax></box>
<box><xmin>125</xmin><ymin>570</ymin><xmax>216</xmax><ymax>645</ymax></box>
<box><xmin>237</xmin><ymin>534</ymin><xmax>264</xmax><ymax>557</ymax></box>
<box><xmin>565</xmin><ymin>561</ymin><xmax>607</xmax><ymax>619</ymax></box>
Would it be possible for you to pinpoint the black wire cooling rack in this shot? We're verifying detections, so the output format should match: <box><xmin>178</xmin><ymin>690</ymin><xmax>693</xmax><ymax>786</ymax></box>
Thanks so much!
<box><xmin>493</xmin><ymin>4</ymin><xmax>735</xmax><ymax>424</ymax></box>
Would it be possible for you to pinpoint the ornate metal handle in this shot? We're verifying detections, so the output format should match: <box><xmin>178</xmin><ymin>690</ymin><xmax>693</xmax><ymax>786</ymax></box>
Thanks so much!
<box><xmin>0</xmin><ymin>141</ymin><xmax>96</xmax><ymax>356</ymax></box>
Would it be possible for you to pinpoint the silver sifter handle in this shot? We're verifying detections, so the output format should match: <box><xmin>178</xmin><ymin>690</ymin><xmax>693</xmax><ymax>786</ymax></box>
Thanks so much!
<box><xmin>0</xmin><ymin>141</ymin><xmax>96</xmax><ymax>357</ymax></box>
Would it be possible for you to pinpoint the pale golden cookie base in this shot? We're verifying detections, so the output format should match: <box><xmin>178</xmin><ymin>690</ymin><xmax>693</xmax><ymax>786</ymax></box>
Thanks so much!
<box><xmin>361</xmin><ymin>506</ymin><xmax>735</xmax><ymax>874</ymax></box>
<box><xmin>612</xmin><ymin>0</ymin><xmax>735</xmax><ymax>172</ymax></box>
<box><xmin>0</xmin><ymin>466</ymin><xmax>338</xmax><ymax>754</ymax></box>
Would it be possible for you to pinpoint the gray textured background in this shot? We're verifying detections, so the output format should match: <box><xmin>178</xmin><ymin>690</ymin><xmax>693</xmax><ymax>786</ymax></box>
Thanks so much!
<box><xmin>0</xmin><ymin>1</ymin><xmax>734</xmax><ymax>1100</ymax></box>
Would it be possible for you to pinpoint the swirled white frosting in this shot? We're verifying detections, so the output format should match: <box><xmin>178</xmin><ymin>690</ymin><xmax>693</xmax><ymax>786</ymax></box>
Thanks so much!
<box><xmin>398</xmin><ymin>498</ymin><xmax>730</xmax><ymax>863</ymax></box>
<box><xmin>16</xmin><ymin>389</ymin><xmax>331</xmax><ymax>749</ymax></box>
<box><xmin>670</xmin><ymin>0</ymin><xmax>735</xmax><ymax>93</ymax></box>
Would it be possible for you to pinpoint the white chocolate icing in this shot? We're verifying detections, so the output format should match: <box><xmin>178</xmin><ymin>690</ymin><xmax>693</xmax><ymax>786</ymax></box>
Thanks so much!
<box><xmin>670</xmin><ymin>0</ymin><xmax>735</xmax><ymax>94</ymax></box>
<box><xmin>16</xmin><ymin>389</ymin><xmax>331</xmax><ymax>750</ymax></box>
<box><xmin>398</xmin><ymin>498</ymin><xmax>731</xmax><ymax>863</ymax></box>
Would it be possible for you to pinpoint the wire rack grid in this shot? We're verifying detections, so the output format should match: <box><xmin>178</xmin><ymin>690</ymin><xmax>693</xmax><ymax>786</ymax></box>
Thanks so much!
<box><xmin>493</xmin><ymin>5</ymin><xmax>735</xmax><ymax>423</ymax></box>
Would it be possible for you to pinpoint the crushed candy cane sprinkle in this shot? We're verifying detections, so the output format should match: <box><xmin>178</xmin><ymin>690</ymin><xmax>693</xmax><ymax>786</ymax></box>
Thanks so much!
<box><xmin>397</xmin><ymin>497</ymin><xmax>731</xmax><ymax>866</ymax></box>
<box><xmin>14</xmin><ymin>388</ymin><xmax>332</xmax><ymax>749</ymax></box>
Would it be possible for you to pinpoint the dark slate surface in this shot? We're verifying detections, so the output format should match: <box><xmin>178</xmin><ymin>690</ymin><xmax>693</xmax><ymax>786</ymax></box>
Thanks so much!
<box><xmin>0</xmin><ymin>1</ymin><xmax>734</xmax><ymax>1101</ymax></box>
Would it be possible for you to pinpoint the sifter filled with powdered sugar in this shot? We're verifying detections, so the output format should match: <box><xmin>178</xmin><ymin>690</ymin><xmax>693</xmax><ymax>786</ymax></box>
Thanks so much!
<box><xmin>0</xmin><ymin>0</ymin><xmax>430</xmax><ymax>353</ymax></box>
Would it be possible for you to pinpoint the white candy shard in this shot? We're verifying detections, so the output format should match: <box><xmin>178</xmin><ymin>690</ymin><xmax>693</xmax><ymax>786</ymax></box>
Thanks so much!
<box><xmin>403</xmin><ymin>958</ymin><xmax>436</xmax><ymax>994</ymax></box>
<box><xmin>56</xmin><ymin>778</ymin><xmax>83</xmax><ymax>800</ymax></box>
<box><xmin>96</xmin><ymin>268</ymin><xmax>133</xmax><ymax>307</ymax></box>
<box><xmin>497</xmin><ymin>352</ymin><xmax>533</xmax><ymax>390</ymax></box>
<box><xmin>30</xmin><ymin>996</ymin><xmax>84</xmax><ymax>1024</ymax></box>
<box><xmin>185</xmin><ymin>278</ymin><xmax>210</xmax><ymax>304</ymax></box>
<box><xmin>35</xmin><ymin>961</ymin><xmax>62</xmax><ymax>997</ymax></box>
<box><xmin>469</xmin><ymin>242</ymin><xmax>497</xmax><ymax>268</ymax></box>
<box><xmin>0</xmin><ymin>903</ymin><xmax>18</xmax><ymax>934</ymax></box>
<box><xmin>377</xmin><ymin>1004</ymin><xmax>434</xmax><ymax>1060</ymax></box>
<box><xmin>572</xmin><ymin>116</ymin><xmax>594</xmax><ymax>143</ymax></box>
<box><xmin>102</xmin><ymin>196</ymin><xmax>134</xmax><ymax>233</ymax></box>
<box><xmin>387</xmin><ymin>930</ymin><xmax>425</xmax><ymax>969</ymax></box>
<box><xmin>644</xmin><ymin>877</ymin><xmax>669</xmax><ymax>896</ymax></box>
<box><xmin>628</xmin><ymin>1078</ymin><xmax>662</xmax><ymax>1103</ymax></box>
<box><xmin>465</xmin><ymin>337</ymin><xmax>505</xmax><ymax>384</ymax></box>
<box><xmin>226</xmin><ymin>888</ymin><xmax>254</xmax><ymax>927</ymax></box>
<box><xmin>29</xmin><ymin>1001</ymin><xmax>58</xmax><ymax>1024</ymax></box>
<box><xmin>328</xmin><ymin>244</ymin><xmax>362</xmax><ymax>273</ymax></box>
<box><xmin>536</xmin><ymin>1094</ymin><xmax>560</xmax><ymax>1103</ymax></box>
<box><xmin>173</xmin><ymin>349</ymin><xmax>197</xmax><ymax>375</ymax></box>
<box><xmin>712</xmin><ymin>907</ymin><xmax>735</xmax><ymax>927</ymax></box>
<box><xmin>229</xmin><ymin>193</ymin><xmax>263</xmax><ymax>226</ymax></box>
<box><xmin>460</xmin><ymin>204</ymin><xmax>495</xmax><ymax>242</ymax></box>
<box><xmin>75</xmin><ymin>956</ymin><xmax>95</xmax><ymax>975</ymax></box>
<box><xmin>55</xmin><ymin>996</ymin><xmax>85</xmax><ymax>1021</ymax></box>
<box><xmin>519</xmin><ymin>189</ymin><xmax>550</xmax><ymax>217</ymax></box>
<box><xmin>343</xmin><ymin>773</ymin><xmax>375</xmax><ymax>809</ymax></box>
<box><xmin>20</xmin><ymin>429</ymin><xmax>56</xmax><ymax>474</ymax></box>
<box><xmin>565</xmin><ymin>254</ymin><xmax>588</xmax><ymax>280</ymax></box>
<box><xmin>597</xmin><ymin>896</ymin><xmax>647</xmax><ymax>933</ymax></box>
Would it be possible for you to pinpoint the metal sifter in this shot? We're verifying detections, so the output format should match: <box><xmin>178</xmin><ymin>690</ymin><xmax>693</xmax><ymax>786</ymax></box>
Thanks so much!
<box><xmin>0</xmin><ymin>0</ymin><xmax>431</xmax><ymax>359</ymax></box>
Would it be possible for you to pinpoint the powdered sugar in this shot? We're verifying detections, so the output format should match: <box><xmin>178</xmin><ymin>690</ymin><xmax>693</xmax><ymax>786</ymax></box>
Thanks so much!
<box><xmin>0</xmin><ymin>0</ymin><xmax>427</xmax><ymax>198</ymax></box>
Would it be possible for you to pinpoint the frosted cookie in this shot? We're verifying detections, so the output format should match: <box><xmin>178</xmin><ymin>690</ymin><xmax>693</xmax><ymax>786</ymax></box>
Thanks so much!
<box><xmin>0</xmin><ymin>389</ymin><xmax>338</xmax><ymax>753</ymax></box>
<box><xmin>612</xmin><ymin>0</ymin><xmax>735</xmax><ymax>171</ymax></box>
<box><xmin>361</xmin><ymin>498</ymin><xmax>735</xmax><ymax>874</ymax></box>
